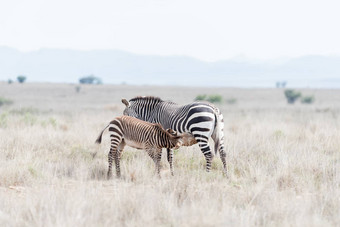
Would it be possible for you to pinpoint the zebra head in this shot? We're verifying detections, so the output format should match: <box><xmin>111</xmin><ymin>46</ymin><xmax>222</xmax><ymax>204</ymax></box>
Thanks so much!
<box><xmin>166</xmin><ymin>129</ymin><xmax>197</xmax><ymax>147</ymax></box>
<box><xmin>164</xmin><ymin>128</ymin><xmax>183</xmax><ymax>149</ymax></box>
<box><xmin>122</xmin><ymin>96</ymin><xmax>163</xmax><ymax>121</ymax></box>
<box><xmin>121</xmin><ymin>99</ymin><xmax>139</xmax><ymax>118</ymax></box>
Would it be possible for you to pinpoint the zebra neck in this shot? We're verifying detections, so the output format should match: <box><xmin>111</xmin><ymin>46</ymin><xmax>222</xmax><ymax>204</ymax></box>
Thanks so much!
<box><xmin>160</xmin><ymin>131</ymin><xmax>174</xmax><ymax>148</ymax></box>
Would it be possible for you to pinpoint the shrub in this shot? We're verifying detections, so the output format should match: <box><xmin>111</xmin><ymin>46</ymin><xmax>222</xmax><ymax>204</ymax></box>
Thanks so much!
<box><xmin>226</xmin><ymin>98</ymin><xmax>237</xmax><ymax>105</ymax></box>
<box><xmin>195</xmin><ymin>94</ymin><xmax>223</xmax><ymax>103</ymax></box>
<box><xmin>79</xmin><ymin>75</ymin><xmax>102</xmax><ymax>84</ymax></box>
<box><xmin>0</xmin><ymin>97</ymin><xmax>13</xmax><ymax>107</ymax></box>
<box><xmin>17</xmin><ymin>75</ymin><xmax>27</xmax><ymax>83</ymax></box>
<box><xmin>195</xmin><ymin>94</ymin><xmax>207</xmax><ymax>101</ymax></box>
<box><xmin>10</xmin><ymin>107</ymin><xmax>39</xmax><ymax>115</ymax></box>
<box><xmin>206</xmin><ymin>95</ymin><xmax>223</xmax><ymax>103</ymax></box>
<box><xmin>22</xmin><ymin>112</ymin><xmax>37</xmax><ymax>126</ymax></box>
<box><xmin>8</xmin><ymin>79</ymin><xmax>13</xmax><ymax>84</ymax></box>
<box><xmin>284</xmin><ymin>89</ymin><xmax>301</xmax><ymax>104</ymax></box>
<box><xmin>301</xmin><ymin>95</ymin><xmax>315</xmax><ymax>104</ymax></box>
<box><xmin>0</xmin><ymin>113</ymin><xmax>8</xmax><ymax>127</ymax></box>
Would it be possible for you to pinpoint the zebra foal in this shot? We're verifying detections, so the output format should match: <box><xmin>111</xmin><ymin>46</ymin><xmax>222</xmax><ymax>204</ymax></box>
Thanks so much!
<box><xmin>95</xmin><ymin>116</ymin><xmax>183</xmax><ymax>178</ymax></box>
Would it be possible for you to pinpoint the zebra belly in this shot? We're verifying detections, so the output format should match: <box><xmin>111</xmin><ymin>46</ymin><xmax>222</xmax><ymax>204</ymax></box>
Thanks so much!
<box><xmin>124</xmin><ymin>139</ymin><xmax>146</xmax><ymax>150</ymax></box>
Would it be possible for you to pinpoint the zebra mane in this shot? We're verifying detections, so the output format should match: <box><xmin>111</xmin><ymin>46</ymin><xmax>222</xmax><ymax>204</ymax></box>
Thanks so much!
<box><xmin>129</xmin><ymin>96</ymin><xmax>164</xmax><ymax>103</ymax></box>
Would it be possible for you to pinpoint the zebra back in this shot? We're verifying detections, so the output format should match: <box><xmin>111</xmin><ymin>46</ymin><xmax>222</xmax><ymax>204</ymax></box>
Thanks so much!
<box><xmin>122</xmin><ymin>96</ymin><xmax>218</xmax><ymax>135</ymax></box>
<box><xmin>96</xmin><ymin>115</ymin><xmax>183</xmax><ymax>149</ymax></box>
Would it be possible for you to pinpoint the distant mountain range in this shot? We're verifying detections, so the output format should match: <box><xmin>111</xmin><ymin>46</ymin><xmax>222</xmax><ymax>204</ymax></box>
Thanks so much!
<box><xmin>0</xmin><ymin>46</ymin><xmax>339</xmax><ymax>87</ymax></box>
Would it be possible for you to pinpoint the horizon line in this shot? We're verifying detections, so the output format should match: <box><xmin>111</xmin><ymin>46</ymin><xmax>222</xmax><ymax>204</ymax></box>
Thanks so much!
<box><xmin>1</xmin><ymin>45</ymin><xmax>339</xmax><ymax>64</ymax></box>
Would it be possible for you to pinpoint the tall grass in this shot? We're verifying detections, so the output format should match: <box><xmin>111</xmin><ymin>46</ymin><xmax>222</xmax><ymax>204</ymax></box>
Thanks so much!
<box><xmin>0</xmin><ymin>108</ymin><xmax>339</xmax><ymax>226</ymax></box>
<box><xmin>0</xmin><ymin>84</ymin><xmax>339</xmax><ymax>226</ymax></box>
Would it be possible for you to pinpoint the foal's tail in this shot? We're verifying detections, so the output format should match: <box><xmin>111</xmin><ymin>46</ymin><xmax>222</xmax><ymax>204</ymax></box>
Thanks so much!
<box><xmin>95</xmin><ymin>124</ymin><xmax>110</xmax><ymax>144</ymax></box>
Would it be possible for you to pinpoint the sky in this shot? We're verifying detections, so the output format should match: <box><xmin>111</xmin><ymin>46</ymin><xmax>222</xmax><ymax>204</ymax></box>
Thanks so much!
<box><xmin>0</xmin><ymin>0</ymin><xmax>340</xmax><ymax>61</ymax></box>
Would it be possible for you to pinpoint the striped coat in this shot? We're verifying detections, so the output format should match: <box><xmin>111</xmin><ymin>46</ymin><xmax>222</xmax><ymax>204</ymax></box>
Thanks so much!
<box><xmin>96</xmin><ymin>116</ymin><xmax>183</xmax><ymax>178</ymax></box>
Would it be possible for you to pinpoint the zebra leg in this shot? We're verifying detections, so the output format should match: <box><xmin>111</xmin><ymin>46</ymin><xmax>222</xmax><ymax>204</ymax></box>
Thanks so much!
<box><xmin>201</xmin><ymin>144</ymin><xmax>213</xmax><ymax>172</ymax></box>
<box><xmin>146</xmin><ymin>148</ymin><xmax>161</xmax><ymax>177</ymax></box>
<box><xmin>114</xmin><ymin>140</ymin><xmax>126</xmax><ymax>178</ymax></box>
<box><xmin>155</xmin><ymin>149</ymin><xmax>162</xmax><ymax>177</ymax></box>
<box><xmin>194</xmin><ymin>135</ymin><xmax>213</xmax><ymax>172</ymax></box>
<box><xmin>108</xmin><ymin>134</ymin><xmax>122</xmax><ymax>179</ymax></box>
<box><xmin>117</xmin><ymin>139</ymin><xmax>126</xmax><ymax>159</ymax></box>
<box><xmin>167</xmin><ymin>148</ymin><xmax>174</xmax><ymax>176</ymax></box>
<box><xmin>214</xmin><ymin>140</ymin><xmax>227</xmax><ymax>175</ymax></box>
<box><xmin>107</xmin><ymin>148</ymin><xmax>114</xmax><ymax>179</ymax></box>
<box><xmin>220</xmin><ymin>149</ymin><xmax>227</xmax><ymax>175</ymax></box>
<box><xmin>146</xmin><ymin>149</ymin><xmax>155</xmax><ymax>160</ymax></box>
<box><xmin>113</xmin><ymin>150</ymin><xmax>121</xmax><ymax>178</ymax></box>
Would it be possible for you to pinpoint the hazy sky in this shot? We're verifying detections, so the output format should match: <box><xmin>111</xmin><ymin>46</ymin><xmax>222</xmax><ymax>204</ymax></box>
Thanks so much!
<box><xmin>0</xmin><ymin>0</ymin><xmax>339</xmax><ymax>61</ymax></box>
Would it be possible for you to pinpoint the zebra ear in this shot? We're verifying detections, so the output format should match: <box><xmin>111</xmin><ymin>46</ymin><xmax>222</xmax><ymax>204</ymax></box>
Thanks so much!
<box><xmin>154</xmin><ymin>123</ymin><xmax>163</xmax><ymax>129</ymax></box>
<box><xmin>122</xmin><ymin>99</ymin><xmax>129</xmax><ymax>107</ymax></box>
<box><xmin>166</xmin><ymin>128</ymin><xmax>177</xmax><ymax>135</ymax></box>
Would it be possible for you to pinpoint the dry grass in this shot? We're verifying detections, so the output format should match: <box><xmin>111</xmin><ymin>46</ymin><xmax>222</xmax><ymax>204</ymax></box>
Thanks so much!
<box><xmin>0</xmin><ymin>83</ymin><xmax>339</xmax><ymax>226</ymax></box>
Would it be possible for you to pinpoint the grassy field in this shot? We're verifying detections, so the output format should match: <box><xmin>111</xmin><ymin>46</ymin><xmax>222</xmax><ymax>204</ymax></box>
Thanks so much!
<box><xmin>0</xmin><ymin>83</ymin><xmax>339</xmax><ymax>226</ymax></box>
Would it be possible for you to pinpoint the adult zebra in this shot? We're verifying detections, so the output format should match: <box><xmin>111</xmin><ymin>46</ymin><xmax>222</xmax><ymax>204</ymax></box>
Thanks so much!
<box><xmin>121</xmin><ymin>96</ymin><xmax>227</xmax><ymax>174</ymax></box>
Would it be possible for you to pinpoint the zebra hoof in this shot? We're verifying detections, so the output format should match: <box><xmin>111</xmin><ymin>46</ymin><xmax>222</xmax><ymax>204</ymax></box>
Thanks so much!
<box><xmin>107</xmin><ymin>172</ymin><xmax>113</xmax><ymax>180</ymax></box>
<box><xmin>222</xmin><ymin>169</ymin><xmax>229</xmax><ymax>178</ymax></box>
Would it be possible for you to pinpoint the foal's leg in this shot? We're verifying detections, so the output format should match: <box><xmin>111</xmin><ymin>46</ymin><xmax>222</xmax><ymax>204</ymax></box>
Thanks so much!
<box><xmin>107</xmin><ymin>148</ymin><xmax>115</xmax><ymax>179</ymax></box>
<box><xmin>146</xmin><ymin>148</ymin><xmax>155</xmax><ymax>161</ymax></box>
<box><xmin>146</xmin><ymin>148</ymin><xmax>162</xmax><ymax>177</ymax></box>
<box><xmin>114</xmin><ymin>140</ymin><xmax>126</xmax><ymax>178</ymax></box>
<box><xmin>154</xmin><ymin>148</ymin><xmax>162</xmax><ymax>177</ymax></box>
<box><xmin>108</xmin><ymin>135</ymin><xmax>122</xmax><ymax>179</ymax></box>
<box><xmin>167</xmin><ymin>148</ymin><xmax>174</xmax><ymax>176</ymax></box>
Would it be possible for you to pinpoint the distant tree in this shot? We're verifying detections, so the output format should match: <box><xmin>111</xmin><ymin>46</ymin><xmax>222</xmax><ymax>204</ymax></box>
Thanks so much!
<box><xmin>276</xmin><ymin>81</ymin><xmax>287</xmax><ymax>88</ymax></box>
<box><xmin>284</xmin><ymin>89</ymin><xmax>301</xmax><ymax>104</ymax></box>
<box><xmin>8</xmin><ymin>79</ymin><xmax>13</xmax><ymax>84</ymax></box>
<box><xmin>79</xmin><ymin>75</ymin><xmax>102</xmax><ymax>84</ymax></box>
<box><xmin>17</xmin><ymin>75</ymin><xmax>26</xmax><ymax>83</ymax></box>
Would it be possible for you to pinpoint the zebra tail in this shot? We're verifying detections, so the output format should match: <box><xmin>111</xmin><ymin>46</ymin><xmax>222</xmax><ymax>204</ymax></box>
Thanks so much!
<box><xmin>212</xmin><ymin>109</ymin><xmax>224</xmax><ymax>155</ymax></box>
<box><xmin>95</xmin><ymin>124</ymin><xmax>110</xmax><ymax>144</ymax></box>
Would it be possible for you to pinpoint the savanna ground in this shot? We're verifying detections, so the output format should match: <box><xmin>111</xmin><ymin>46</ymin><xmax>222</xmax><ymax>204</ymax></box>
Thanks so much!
<box><xmin>0</xmin><ymin>83</ymin><xmax>339</xmax><ymax>226</ymax></box>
